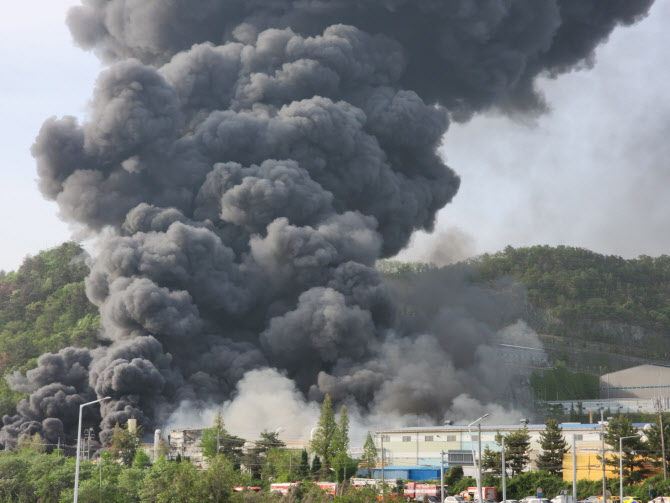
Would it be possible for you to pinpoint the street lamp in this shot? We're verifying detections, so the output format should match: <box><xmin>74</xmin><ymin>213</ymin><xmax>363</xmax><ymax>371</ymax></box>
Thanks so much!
<box><xmin>619</xmin><ymin>435</ymin><xmax>638</xmax><ymax>503</ymax></box>
<box><xmin>600</xmin><ymin>408</ymin><xmax>607</xmax><ymax>503</ymax></box>
<box><xmin>74</xmin><ymin>396</ymin><xmax>111</xmax><ymax>503</ymax></box>
<box><xmin>468</xmin><ymin>414</ymin><xmax>489</xmax><ymax>503</ymax></box>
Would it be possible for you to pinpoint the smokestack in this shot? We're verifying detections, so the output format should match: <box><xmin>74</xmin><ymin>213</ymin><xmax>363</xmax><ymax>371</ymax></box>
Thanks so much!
<box><xmin>127</xmin><ymin>418</ymin><xmax>137</xmax><ymax>434</ymax></box>
<box><xmin>154</xmin><ymin>429</ymin><xmax>161</xmax><ymax>462</ymax></box>
<box><xmin>0</xmin><ymin>0</ymin><xmax>655</xmax><ymax>449</ymax></box>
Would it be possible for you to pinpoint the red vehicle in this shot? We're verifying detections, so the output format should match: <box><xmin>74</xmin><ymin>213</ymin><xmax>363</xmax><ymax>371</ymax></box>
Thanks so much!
<box><xmin>405</xmin><ymin>482</ymin><xmax>442</xmax><ymax>500</ymax></box>
<box><xmin>315</xmin><ymin>481</ymin><xmax>339</xmax><ymax>497</ymax></box>
<box><xmin>461</xmin><ymin>487</ymin><xmax>498</xmax><ymax>501</ymax></box>
<box><xmin>270</xmin><ymin>482</ymin><xmax>301</xmax><ymax>495</ymax></box>
<box><xmin>270</xmin><ymin>481</ymin><xmax>338</xmax><ymax>498</ymax></box>
<box><xmin>232</xmin><ymin>486</ymin><xmax>262</xmax><ymax>492</ymax></box>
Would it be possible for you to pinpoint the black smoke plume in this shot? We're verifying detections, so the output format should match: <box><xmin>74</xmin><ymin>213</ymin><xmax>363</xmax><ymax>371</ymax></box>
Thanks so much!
<box><xmin>1</xmin><ymin>0</ymin><xmax>653</xmax><ymax>447</ymax></box>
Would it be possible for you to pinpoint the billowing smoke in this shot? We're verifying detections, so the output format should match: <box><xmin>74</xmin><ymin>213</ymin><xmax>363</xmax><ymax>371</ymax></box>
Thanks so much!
<box><xmin>1</xmin><ymin>0</ymin><xmax>654</xmax><ymax>447</ymax></box>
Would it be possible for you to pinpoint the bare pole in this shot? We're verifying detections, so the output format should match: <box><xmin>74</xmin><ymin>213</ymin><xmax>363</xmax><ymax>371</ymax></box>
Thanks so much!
<box><xmin>502</xmin><ymin>437</ymin><xmax>506</xmax><ymax>503</ymax></box>
<box><xmin>381</xmin><ymin>433</ymin><xmax>385</xmax><ymax>500</ymax></box>
<box><xmin>478</xmin><ymin>423</ymin><xmax>483</xmax><ymax>503</ymax></box>
<box><xmin>74</xmin><ymin>397</ymin><xmax>111</xmax><ymax>503</ymax></box>
<box><xmin>441</xmin><ymin>450</ymin><xmax>445</xmax><ymax>503</ymax></box>
<box><xmin>660</xmin><ymin>408</ymin><xmax>667</xmax><ymax>481</ymax></box>
<box><xmin>601</xmin><ymin>408</ymin><xmax>607</xmax><ymax>503</ymax></box>
<box><xmin>572</xmin><ymin>435</ymin><xmax>577</xmax><ymax>503</ymax></box>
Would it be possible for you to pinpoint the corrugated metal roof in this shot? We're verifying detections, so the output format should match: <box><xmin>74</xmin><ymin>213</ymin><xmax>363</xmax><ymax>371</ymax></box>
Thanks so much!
<box><xmin>377</xmin><ymin>422</ymin><xmax>653</xmax><ymax>433</ymax></box>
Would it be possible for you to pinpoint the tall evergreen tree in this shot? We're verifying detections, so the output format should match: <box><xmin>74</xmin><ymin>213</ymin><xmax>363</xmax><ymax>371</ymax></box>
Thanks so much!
<box><xmin>501</xmin><ymin>426</ymin><xmax>531</xmax><ymax>476</ymax></box>
<box><xmin>299</xmin><ymin>448</ymin><xmax>310</xmax><ymax>477</ymax></box>
<box><xmin>536</xmin><ymin>419</ymin><xmax>568</xmax><ymax>475</ymax></box>
<box><xmin>332</xmin><ymin>404</ymin><xmax>350</xmax><ymax>456</ymax></box>
<box><xmin>603</xmin><ymin>415</ymin><xmax>648</xmax><ymax>484</ymax></box>
<box><xmin>481</xmin><ymin>443</ymin><xmax>503</xmax><ymax>475</ymax></box>
<box><xmin>311</xmin><ymin>394</ymin><xmax>337</xmax><ymax>468</ymax></box>
<box><xmin>311</xmin><ymin>454</ymin><xmax>322</xmax><ymax>474</ymax></box>
<box><xmin>361</xmin><ymin>432</ymin><xmax>378</xmax><ymax>477</ymax></box>
<box><xmin>646</xmin><ymin>414</ymin><xmax>670</xmax><ymax>473</ymax></box>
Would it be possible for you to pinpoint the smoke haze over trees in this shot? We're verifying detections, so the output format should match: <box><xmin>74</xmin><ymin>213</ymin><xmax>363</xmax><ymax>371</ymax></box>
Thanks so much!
<box><xmin>0</xmin><ymin>0</ymin><xmax>655</xmax><ymax>448</ymax></box>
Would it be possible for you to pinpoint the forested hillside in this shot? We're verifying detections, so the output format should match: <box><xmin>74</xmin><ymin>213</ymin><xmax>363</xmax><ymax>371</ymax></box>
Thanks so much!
<box><xmin>380</xmin><ymin>245</ymin><xmax>670</xmax><ymax>366</ymax></box>
<box><xmin>2</xmin><ymin>242</ymin><xmax>669</xmax><ymax>418</ymax></box>
<box><xmin>0</xmin><ymin>242</ymin><xmax>99</xmax><ymax>416</ymax></box>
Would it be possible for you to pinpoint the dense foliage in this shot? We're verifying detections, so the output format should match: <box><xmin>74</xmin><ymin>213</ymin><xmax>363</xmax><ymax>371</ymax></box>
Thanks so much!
<box><xmin>0</xmin><ymin>242</ymin><xmax>99</xmax><ymax>417</ymax></box>
<box><xmin>475</xmin><ymin>245</ymin><xmax>670</xmax><ymax>345</ymax></box>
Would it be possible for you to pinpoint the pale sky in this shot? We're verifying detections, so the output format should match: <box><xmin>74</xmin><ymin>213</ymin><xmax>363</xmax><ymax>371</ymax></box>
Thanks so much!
<box><xmin>2</xmin><ymin>1</ymin><xmax>669</xmax><ymax>272</ymax></box>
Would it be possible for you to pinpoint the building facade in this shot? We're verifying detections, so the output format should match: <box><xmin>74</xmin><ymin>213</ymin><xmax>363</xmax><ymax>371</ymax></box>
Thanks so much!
<box><xmin>374</xmin><ymin>422</ymin><xmax>653</xmax><ymax>481</ymax></box>
<box><xmin>600</xmin><ymin>364</ymin><xmax>670</xmax><ymax>400</ymax></box>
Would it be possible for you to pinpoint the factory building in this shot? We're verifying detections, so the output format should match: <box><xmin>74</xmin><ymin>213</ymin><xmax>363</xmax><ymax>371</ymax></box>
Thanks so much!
<box><xmin>374</xmin><ymin>422</ymin><xmax>653</xmax><ymax>481</ymax></box>
<box><xmin>600</xmin><ymin>364</ymin><xmax>670</xmax><ymax>399</ymax></box>
<box><xmin>547</xmin><ymin>364</ymin><xmax>670</xmax><ymax>414</ymax></box>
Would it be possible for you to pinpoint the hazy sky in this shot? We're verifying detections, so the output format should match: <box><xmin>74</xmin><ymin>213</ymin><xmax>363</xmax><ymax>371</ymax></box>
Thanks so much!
<box><xmin>2</xmin><ymin>1</ymin><xmax>669</xmax><ymax>272</ymax></box>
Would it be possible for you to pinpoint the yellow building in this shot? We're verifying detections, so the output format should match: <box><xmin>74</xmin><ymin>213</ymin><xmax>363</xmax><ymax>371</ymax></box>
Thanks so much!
<box><xmin>563</xmin><ymin>452</ymin><xmax>660</xmax><ymax>482</ymax></box>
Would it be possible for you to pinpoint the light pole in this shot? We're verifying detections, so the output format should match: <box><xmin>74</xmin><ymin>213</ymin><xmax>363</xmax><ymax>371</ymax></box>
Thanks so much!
<box><xmin>440</xmin><ymin>450</ymin><xmax>446</xmax><ymax>503</ymax></box>
<box><xmin>468</xmin><ymin>414</ymin><xmax>489</xmax><ymax>503</ymax></box>
<box><xmin>74</xmin><ymin>396</ymin><xmax>111</xmax><ymax>503</ymax></box>
<box><xmin>619</xmin><ymin>435</ymin><xmax>638</xmax><ymax>502</ymax></box>
<box><xmin>599</xmin><ymin>408</ymin><xmax>608</xmax><ymax>503</ymax></box>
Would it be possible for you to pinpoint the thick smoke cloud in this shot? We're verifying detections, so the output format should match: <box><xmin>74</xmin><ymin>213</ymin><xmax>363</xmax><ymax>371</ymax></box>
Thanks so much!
<box><xmin>2</xmin><ymin>0</ymin><xmax>654</xmax><ymax>447</ymax></box>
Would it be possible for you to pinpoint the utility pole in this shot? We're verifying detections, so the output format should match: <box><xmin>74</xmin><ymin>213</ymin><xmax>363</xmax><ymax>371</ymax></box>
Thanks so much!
<box><xmin>381</xmin><ymin>433</ymin><xmax>385</xmax><ymax>500</ymax></box>
<box><xmin>656</xmin><ymin>398</ymin><xmax>667</xmax><ymax>482</ymax></box>
<box><xmin>573</xmin><ymin>435</ymin><xmax>577</xmax><ymax>503</ymax></box>
<box><xmin>601</xmin><ymin>408</ymin><xmax>607</xmax><ymax>503</ymax></box>
<box><xmin>478</xmin><ymin>423</ymin><xmax>483</xmax><ymax>503</ymax></box>
<box><xmin>502</xmin><ymin>437</ymin><xmax>506</xmax><ymax>503</ymax></box>
<box><xmin>441</xmin><ymin>450</ymin><xmax>445</xmax><ymax>503</ymax></box>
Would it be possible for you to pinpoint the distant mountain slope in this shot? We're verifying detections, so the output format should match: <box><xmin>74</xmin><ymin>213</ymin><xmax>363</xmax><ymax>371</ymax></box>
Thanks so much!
<box><xmin>0</xmin><ymin>242</ymin><xmax>99</xmax><ymax>416</ymax></box>
<box><xmin>379</xmin><ymin>244</ymin><xmax>670</xmax><ymax>366</ymax></box>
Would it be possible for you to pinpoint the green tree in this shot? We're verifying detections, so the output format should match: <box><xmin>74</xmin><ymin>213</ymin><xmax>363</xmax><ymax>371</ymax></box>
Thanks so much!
<box><xmin>646</xmin><ymin>414</ymin><xmax>670</xmax><ymax>473</ymax></box>
<box><xmin>109</xmin><ymin>422</ymin><xmax>143</xmax><ymax>466</ymax></box>
<box><xmin>299</xmin><ymin>448</ymin><xmax>310</xmax><ymax>478</ymax></box>
<box><xmin>133</xmin><ymin>449</ymin><xmax>152</xmax><ymax>469</ymax></box>
<box><xmin>200</xmin><ymin>408</ymin><xmax>245</xmax><ymax>464</ymax></box>
<box><xmin>262</xmin><ymin>448</ymin><xmax>301</xmax><ymax>482</ymax></box>
<box><xmin>536</xmin><ymin>419</ymin><xmax>569</xmax><ymax>475</ymax></box>
<box><xmin>332</xmin><ymin>404</ymin><xmax>350</xmax><ymax>456</ymax></box>
<box><xmin>243</xmin><ymin>429</ymin><xmax>286</xmax><ymax>479</ymax></box>
<box><xmin>481</xmin><ymin>443</ymin><xmax>502</xmax><ymax>475</ymax></box>
<box><xmin>361</xmin><ymin>432</ymin><xmax>378</xmax><ymax>477</ymax></box>
<box><xmin>332</xmin><ymin>451</ymin><xmax>359</xmax><ymax>483</ymax></box>
<box><xmin>603</xmin><ymin>415</ymin><xmax>648</xmax><ymax>484</ymax></box>
<box><xmin>16</xmin><ymin>432</ymin><xmax>46</xmax><ymax>454</ymax></box>
<box><xmin>198</xmin><ymin>454</ymin><xmax>239</xmax><ymax>502</ymax></box>
<box><xmin>503</xmin><ymin>426</ymin><xmax>531</xmax><ymax>476</ymax></box>
<box><xmin>311</xmin><ymin>454</ymin><xmax>322</xmax><ymax>474</ymax></box>
<box><xmin>311</xmin><ymin>394</ymin><xmax>337</xmax><ymax>469</ymax></box>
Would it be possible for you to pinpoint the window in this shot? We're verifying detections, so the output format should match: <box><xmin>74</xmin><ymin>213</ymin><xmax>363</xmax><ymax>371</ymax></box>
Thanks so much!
<box><xmin>402</xmin><ymin>436</ymin><xmax>411</xmax><ymax>442</ymax></box>
<box><xmin>574</xmin><ymin>434</ymin><xmax>583</xmax><ymax>441</ymax></box>
<box><xmin>446</xmin><ymin>435</ymin><xmax>457</xmax><ymax>442</ymax></box>
<box><xmin>425</xmin><ymin>436</ymin><xmax>434</xmax><ymax>442</ymax></box>
<box><xmin>448</xmin><ymin>451</ymin><xmax>474</xmax><ymax>465</ymax></box>
<box><xmin>381</xmin><ymin>435</ymin><xmax>390</xmax><ymax>442</ymax></box>
<box><xmin>470</xmin><ymin>435</ymin><xmax>479</xmax><ymax>441</ymax></box>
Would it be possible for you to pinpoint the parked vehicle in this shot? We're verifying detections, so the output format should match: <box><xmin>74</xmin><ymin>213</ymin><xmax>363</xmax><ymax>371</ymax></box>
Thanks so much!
<box><xmin>580</xmin><ymin>497</ymin><xmax>599</xmax><ymax>503</ymax></box>
<box><xmin>461</xmin><ymin>487</ymin><xmax>499</xmax><ymax>501</ymax></box>
<box><xmin>647</xmin><ymin>497</ymin><xmax>670</xmax><ymax>503</ymax></box>
<box><xmin>404</xmin><ymin>482</ymin><xmax>442</xmax><ymax>501</ymax></box>
<box><xmin>270</xmin><ymin>481</ymin><xmax>338</xmax><ymax>498</ymax></box>
<box><xmin>445</xmin><ymin>497</ymin><xmax>467</xmax><ymax>503</ymax></box>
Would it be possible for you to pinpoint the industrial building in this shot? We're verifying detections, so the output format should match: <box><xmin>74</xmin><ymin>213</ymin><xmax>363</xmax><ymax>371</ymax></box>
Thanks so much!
<box><xmin>547</xmin><ymin>364</ymin><xmax>670</xmax><ymax>415</ymax></box>
<box><xmin>374</xmin><ymin>421</ymin><xmax>654</xmax><ymax>482</ymax></box>
<box><xmin>600</xmin><ymin>364</ymin><xmax>670</xmax><ymax>399</ymax></box>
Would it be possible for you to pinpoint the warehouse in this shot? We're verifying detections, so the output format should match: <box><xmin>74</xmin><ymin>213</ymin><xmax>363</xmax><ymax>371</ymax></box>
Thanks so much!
<box><xmin>600</xmin><ymin>364</ymin><xmax>670</xmax><ymax>399</ymax></box>
<box><xmin>374</xmin><ymin>421</ymin><xmax>652</xmax><ymax>480</ymax></box>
